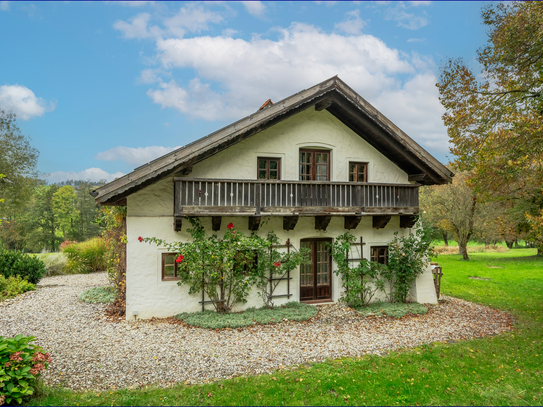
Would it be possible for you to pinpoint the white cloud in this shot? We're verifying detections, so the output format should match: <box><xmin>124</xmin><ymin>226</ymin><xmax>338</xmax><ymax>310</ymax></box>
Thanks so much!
<box><xmin>335</xmin><ymin>9</ymin><xmax>366</xmax><ymax>35</ymax></box>
<box><xmin>117</xmin><ymin>1</ymin><xmax>155</xmax><ymax>7</ymax></box>
<box><xmin>45</xmin><ymin>168</ymin><xmax>125</xmax><ymax>183</ymax></box>
<box><xmin>314</xmin><ymin>1</ymin><xmax>337</xmax><ymax>6</ymax></box>
<box><xmin>137</xmin><ymin>68</ymin><xmax>163</xmax><ymax>84</ymax></box>
<box><xmin>113</xmin><ymin>13</ymin><xmax>162</xmax><ymax>39</ymax></box>
<box><xmin>149</xmin><ymin>23</ymin><xmax>414</xmax><ymax>120</ymax></box>
<box><xmin>384</xmin><ymin>3</ymin><xmax>429</xmax><ymax>30</ymax></box>
<box><xmin>374</xmin><ymin>72</ymin><xmax>449</xmax><ymax>153</ymax></box>
<box><xmin>222</xmin><ymin>28</ymin><xmax>238</xmax><ymax>37</ymax></box>
<box><xmin>407</xmin><ymin>37</ymin><xmax>425</xmax><ymax>43</ymax></box>
<box><xmin>409</xmin><ymin>1</ymin><xmax>431</xmax><ymax>6</ymax></box>
<box><xmin>240</xmin><ymin>1</ymin><xmax>266</xmax><ymax>17</ymax></box>
<box><xmin>163</xmin><ymin>4</ymin><xmax>223</xmax><ymax>37</ymax></box>
<box><xmin>0</xmin><ymin>1</ymin><xmax>9</xmax><ymax>11</ymax></box>
<box><xmin>95</xmin><ymin>145</ymin><xmax>182</xmax><ymax>166</ymax></box>
<box><xmin>0</xmin><ymin>84</ymin><xmax>55</xmax><ymax>120</ymax></box>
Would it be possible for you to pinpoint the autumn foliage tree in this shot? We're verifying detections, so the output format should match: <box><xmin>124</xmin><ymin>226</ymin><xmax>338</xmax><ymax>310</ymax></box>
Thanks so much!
<box><xmin>437</xmin><ymin>2</ymin><xmax>543</xmax><ymax>253</ymax></box>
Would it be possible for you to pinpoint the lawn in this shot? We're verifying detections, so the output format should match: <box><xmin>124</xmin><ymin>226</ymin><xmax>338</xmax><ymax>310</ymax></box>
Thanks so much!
<box><xmin>27</xmin><ymin>249</ymin><xmax>543</xmax><ymax>406</ymax></box>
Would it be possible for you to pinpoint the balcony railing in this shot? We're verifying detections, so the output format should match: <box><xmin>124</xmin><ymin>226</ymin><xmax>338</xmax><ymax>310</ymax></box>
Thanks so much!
<box><xmin>174</xmin><ymin>178</ymin><xmax>419</xmax><ymax>217</ymax></box>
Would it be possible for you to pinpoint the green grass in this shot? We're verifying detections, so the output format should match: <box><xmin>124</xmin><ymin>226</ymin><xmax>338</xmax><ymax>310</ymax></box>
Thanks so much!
<box><xmin>26</xmin><ymin>249</ymin><xmax>543</xmax><ymax>406</ymax></box>
<box><xmin>355</xmin><ymin>301</ymin><xmax>428</xmax><ymax>318</ymax></box>
<box><xmin>175</xmin><ymin>302</ymin><xmax>318</xmax><ymax>329</ymax></box>
<box><xmin>78</xmin><ymin>286</ymin><xmax>117</xmax><ymax>304</ymax></box>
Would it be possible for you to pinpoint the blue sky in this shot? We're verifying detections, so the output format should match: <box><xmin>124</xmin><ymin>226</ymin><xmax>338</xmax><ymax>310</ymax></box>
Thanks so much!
<box><xmin>0</xmin><ymin>1</ymin><xmax>488</xmax><ymax>183</ymax></box>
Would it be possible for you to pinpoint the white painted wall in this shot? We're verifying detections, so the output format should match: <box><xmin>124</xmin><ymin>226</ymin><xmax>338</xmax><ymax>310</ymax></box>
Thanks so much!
<box><xmin>125</xmin><ymin>107</ymin><xmax>436</xmax><ymax>320</ymax></box>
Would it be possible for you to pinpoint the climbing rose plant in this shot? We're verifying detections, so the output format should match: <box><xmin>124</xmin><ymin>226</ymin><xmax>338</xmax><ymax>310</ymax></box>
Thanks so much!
<box><xmin>142</xmin><ymin>218</ymin><xmax>308</xmax><ymax>313</ymax></box>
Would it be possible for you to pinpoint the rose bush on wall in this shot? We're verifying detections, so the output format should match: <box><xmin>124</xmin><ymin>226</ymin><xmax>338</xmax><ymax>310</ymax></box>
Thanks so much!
<box><xmin>142</xmin><ymin>218</ymin><xmax>308</xmax><ymax>313</ymax></box>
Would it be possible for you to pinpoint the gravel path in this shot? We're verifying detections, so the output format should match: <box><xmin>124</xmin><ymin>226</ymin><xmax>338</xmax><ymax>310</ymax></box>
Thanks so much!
<box><xmin>0</xmin><ymin>272</ymin><xmax>512</xmax><ymax>391</ymax></box>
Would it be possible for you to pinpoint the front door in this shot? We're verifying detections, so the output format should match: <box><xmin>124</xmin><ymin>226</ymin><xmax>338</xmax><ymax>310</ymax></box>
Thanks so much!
<box><xmin>300</xmin><ymin>238</ymin><xmax>332</xmax><ymax>301</ymax></box>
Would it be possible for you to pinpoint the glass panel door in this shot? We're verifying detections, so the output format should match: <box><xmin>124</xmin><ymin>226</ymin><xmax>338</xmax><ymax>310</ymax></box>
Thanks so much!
<box><xmin>299</xmin><ymin>149</ymin><xmax>330</xmax><ymax>181</ymax></box>
<box><xmin>300</xmin><ymin>238</ymin><xmax>332</xmax><ymax>301</ymax></box>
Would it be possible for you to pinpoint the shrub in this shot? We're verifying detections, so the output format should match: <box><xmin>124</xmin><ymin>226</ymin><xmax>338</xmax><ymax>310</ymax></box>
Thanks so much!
<box><xmin>355</xmin><ymin>301</ymin><xmax>428</xmax><ymax>319</ymax></box>
<box><xmin>0</xmin><ymin>335</ymin><xmax>52</xmax><ymax>406</ymax></box>
<box><xmin>35</xmin><ymin>253</ymin><xmax>68</xmax><ymax>277</ymax></box>
<box><xmin>175</xmin><ymin>302</ymin><xmax>318</xmax><ymax>329</ymax></box>
<box><xmin>0</xmin><ymin>248</ymin><xmax>45</xmax><ymax>284</ymax></box>
<box><xmin>0</xmin><ymin>276</ymin><xmax>35</xmax><ymax>302</ymax></box>
<box><xmin>329</xmin><ymin>232</ymin><xmax>387</xmax><ymax>307</ymax></box>
<box><xmin>78</xmin><ymin>286</ymin><xmax>117</xmax><ymax>304</ymax></box>
<box><xmin>61</xmin><ymin>238</ymin><xmax>106</xmax><ymax>274</ymax></box>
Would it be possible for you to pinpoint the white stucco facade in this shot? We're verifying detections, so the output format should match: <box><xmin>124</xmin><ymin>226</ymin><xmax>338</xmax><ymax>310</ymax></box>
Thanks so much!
<box><xmin>125</xmin><ymin>108</ymin><xmax>438</xmax><ymax>320</ymax></box>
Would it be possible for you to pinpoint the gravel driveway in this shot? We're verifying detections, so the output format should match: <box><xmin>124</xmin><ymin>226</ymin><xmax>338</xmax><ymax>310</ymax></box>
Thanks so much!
<box><xmin>0</xmin><ymin>272</ymin><xmax>512</xmax><ymax>390</ymax></box>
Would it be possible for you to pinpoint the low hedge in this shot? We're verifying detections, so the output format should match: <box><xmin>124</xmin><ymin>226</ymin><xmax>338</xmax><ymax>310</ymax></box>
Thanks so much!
<box><xmin>0</xmin><ymin>248</ymin><xmax>45</xmax><ymax>284</ymax></box>
<box><xmin>175</xmin><ymin>301</ymin><xmax>318</xmax><ymax>329</ymax></box>
<box><xmin>355</xmin><ymin>301</ymin><xmax>428</xmax><ymax>318</ymax></box>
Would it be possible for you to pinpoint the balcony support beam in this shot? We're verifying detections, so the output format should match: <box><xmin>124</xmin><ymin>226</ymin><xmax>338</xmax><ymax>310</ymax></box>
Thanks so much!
<box><xmin>174</xmin><ymin>216</ymin><xmax>183</xmax><ymax>232</ymax></box>
<box><xmin>315</xmin><ymin>215</ymin><xmax>332</xmax><ymax>231</ymax></box>
<box><xmin>211</xmin><ymin>216</ymin><xmax>222</xmax><ymax>231</ymax></box>
<box><xmin>373</xmin><ymin>215</ymin><xmax>391</xmax><ymax>229</ymax></box>
<box><xmin>344</xmin><ymin>215</ymin><xmax>362</xmax><ymax>230</ymax></box>
<box><xmin>400</xmin><ymin>215</ymin><xmax>418</xmax><ymax>228</ymax></box>
<box><xmin>283</xmin><ymin>216</ymin><xmax>299</xmax><ymax>231</ymax></box>
<box><xmin>248</xmin><ymin>216</ymin><xmax>261</xmax><ymax>231</ymax></box>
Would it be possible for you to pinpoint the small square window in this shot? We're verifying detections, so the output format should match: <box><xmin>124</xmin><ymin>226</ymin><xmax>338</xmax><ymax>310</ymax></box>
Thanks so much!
<box><xmin>370</xmin><ymin>246</ymin><xmax>388</xmax><ymax>265</ymax></box>
<box><xmin>257</xmin><ymin>157</ymin><xmax>281</xmax><ymax>180</ymax></box>
<box><xmin>162</xmin><ymin>253</ymin><xmax>180</xmax><ymax>281</ymax></box>
<box><xmin>349</xmin><ymin>162</ymin><xmax>368</xmax><ymax>182</ymax></box>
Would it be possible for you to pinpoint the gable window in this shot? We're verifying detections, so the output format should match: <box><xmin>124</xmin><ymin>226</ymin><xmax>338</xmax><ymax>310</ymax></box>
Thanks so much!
<box><xmin>349</xmin><ymin>162</ymin><xmax>368</xmax><ymax>182</ymax></box>
<box><xmin>257</xmin><ymin>157</ymin><xmax>281</xmax><ymax>180</ymax></box>
<box><xmin>299</xmin><ymin>149</ymin><xmax>330</xmax><ymax>181</ymax></box>
<box><xmin>370</xmin><ymin>246</ymin><xmax>389</xmax><ymax>265</ymax></box>
<box><xmin>162</xmin><ymin>253</ymin><xmax>180</xmax><ymax>281</ymax></box>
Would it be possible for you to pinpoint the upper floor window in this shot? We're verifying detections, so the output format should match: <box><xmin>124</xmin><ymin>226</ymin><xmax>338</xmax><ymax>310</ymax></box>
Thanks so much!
<box><xmin>349</xmin><ymin>162</ymin><xmax>368</xmax><ymax>182</ymax></box>
<box><xmin>299</xmin><ymin>149</ymin><xmax>330</xmax><ymax>181</ymax></box>
<box><xmin>370</xmin><ymin>246</ymin><xmax>389</xmax><ymax>265</ymax></box>
<box><xmin>257</xmin><ymin>157</ymin><xmax>280</xmax><ymax>180</ymax></box>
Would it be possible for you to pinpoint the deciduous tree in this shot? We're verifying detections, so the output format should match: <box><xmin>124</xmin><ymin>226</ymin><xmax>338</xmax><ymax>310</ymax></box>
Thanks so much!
<box><xmin>437</xmin><ymin>2</ymin><xmax>543</xmax><ymax>252</ymax></box>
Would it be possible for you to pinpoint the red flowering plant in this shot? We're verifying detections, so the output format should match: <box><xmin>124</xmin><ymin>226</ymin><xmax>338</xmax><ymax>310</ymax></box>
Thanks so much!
<box><xmin>0</xmin><ymin>334</ymin><xmax>52</xmax><ymax>406</ymax></box>
<box><xmin>141</xmin><ymin>218</ymin><xmax>309</xmax><ymax>313</ymax></box>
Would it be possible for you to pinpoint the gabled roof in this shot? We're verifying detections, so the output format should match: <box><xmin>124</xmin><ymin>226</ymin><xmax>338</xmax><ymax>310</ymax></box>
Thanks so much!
<box><xmin>92</xmin><ymin>76</ymin><xmax>453</xmax><ymax>205</ymax></box>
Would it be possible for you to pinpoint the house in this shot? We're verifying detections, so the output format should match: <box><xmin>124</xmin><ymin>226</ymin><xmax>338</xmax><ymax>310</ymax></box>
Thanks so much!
<box><xmin>92</xmin><ymin>76</ymin><xmax>453</xmax><ymax>320</ymax></box>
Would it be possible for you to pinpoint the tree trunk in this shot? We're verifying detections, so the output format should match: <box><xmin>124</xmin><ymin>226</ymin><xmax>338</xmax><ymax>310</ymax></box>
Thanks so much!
<box><xmin>442</xmin><ymin>232</ymin><xmax>449</xmax><ymax>246</ymax></box>
<box><xmin>538</xmin><ymin>247</ymin><xmax>542</xmax><ymax>257</ymax></box>
<box><xmin>505</xmin><ymin>240</ymin><xmax>514</xmax><ymax>249</ymax></box>
<box><xmin>514</xmin><ymin>239</ymin><xmax>518</xmax><ymax>248</ymax></box>
<box><xmin>458</xmin><ymin>236</ymin><xmax>470</xmax><ymax>260</ymax></box>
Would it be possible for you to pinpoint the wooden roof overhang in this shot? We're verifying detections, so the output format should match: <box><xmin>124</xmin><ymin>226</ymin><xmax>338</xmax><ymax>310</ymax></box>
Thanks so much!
<box><xmin>92</xmin><ymin>76</ymin><xmax>453</xmax><ymax>206</ymax></box>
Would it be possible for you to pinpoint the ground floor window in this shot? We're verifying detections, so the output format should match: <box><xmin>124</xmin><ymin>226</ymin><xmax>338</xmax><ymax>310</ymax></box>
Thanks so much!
<box><xmin>300</xmin><ymin>238</ymin><xmax>332</xmax><ymax>302</ymax></box>
<box><xmin>162</xmin><ymin>253</ymin><xmax>179</xmax><ymax>281</ymax></box>
<box><xmin>370</xmin><ymin>246</ymin><xmax>389</xmax><ymax>265</ymax></box>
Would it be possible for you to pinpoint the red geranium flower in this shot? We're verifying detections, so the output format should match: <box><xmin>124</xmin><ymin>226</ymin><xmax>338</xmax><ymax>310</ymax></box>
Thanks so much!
<box><xmin>227</xmin><ymin>223</ymin><xmax>234</xmax><ymax>229</ymax></box>
<box><xmin>274</xmin><ymin>262</ymin><xmax>281</xmax><ymax>267</ymax></box>
<box><xmin>138</xmin><ymin>236</ymin><xmax>143</xmax><ymax>242</ymax></box>
<box><xmin>175</xmin><ymin>254</ymin><xmax>184</xmax><ymax>263</ymax></box>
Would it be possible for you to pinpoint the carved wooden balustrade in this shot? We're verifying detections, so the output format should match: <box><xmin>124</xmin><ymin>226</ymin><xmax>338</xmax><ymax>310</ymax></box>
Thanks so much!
<box><xmin>173</xmin><ymin>178</ymin><xmax>419</xmax><ymax>231</ymax></box>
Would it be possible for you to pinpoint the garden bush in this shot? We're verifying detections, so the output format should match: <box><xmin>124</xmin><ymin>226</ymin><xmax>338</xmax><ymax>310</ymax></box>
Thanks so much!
<box><xmin>0</xmin><ymin>275</ymin><xmax>35</xmax><ymax>302</ymax></box>
<box><xmin>61</xmin><ymin>238</ymin><xmax>106</xmax><ymax>274</ymax></box>
<box><xmin>35</xmin><ymin>253</ymin><xmax>68</xmax><ymax>277</ymax></box>
<box><xmin>78</xmin><ymin>286</ymin><xmax>117</xmax><ymax>304</ymax></box>
<box><xmin>0</xmin><ymin>248</ymin><xmax>45</xmax><ymax>284</ymax></box>
<box><xmin>355</xmin><ymin>301</ymin><xmax>428</xmax><ymax>318</ymax></box>
<box><xmin>175</xmin><ymin>301</ymin><xmax>318</xmax><ymax>329</ymax></box>
<box><xmin>0</xmin><ymin>334</ymin><xmax>52</xmax><ymax>406</ymax></box>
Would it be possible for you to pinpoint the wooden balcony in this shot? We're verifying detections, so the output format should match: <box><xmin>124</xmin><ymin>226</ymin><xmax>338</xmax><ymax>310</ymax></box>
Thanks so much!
<box><xmin>173</xmin><ymin>178</ymin><xmax>419</xmax><ymax>231</ymax></box>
